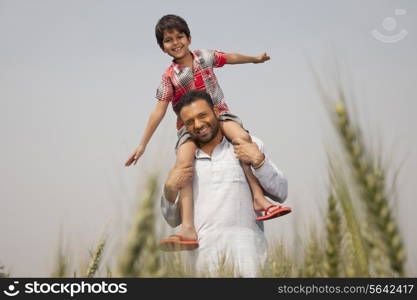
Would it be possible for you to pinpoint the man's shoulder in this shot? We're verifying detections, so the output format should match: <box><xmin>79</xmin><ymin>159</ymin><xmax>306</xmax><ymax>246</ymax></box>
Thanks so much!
<box><xmin>223</xmin><ymin>135</ymin><xmax>265</xmax><ymax>152</ymax></box>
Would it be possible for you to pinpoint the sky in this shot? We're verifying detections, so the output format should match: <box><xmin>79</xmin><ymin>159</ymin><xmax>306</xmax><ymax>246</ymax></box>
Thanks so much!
<box><xmin>0</xmin><ymin>0</ymin><xmax>416</xmax><ymax>276</ymax></box>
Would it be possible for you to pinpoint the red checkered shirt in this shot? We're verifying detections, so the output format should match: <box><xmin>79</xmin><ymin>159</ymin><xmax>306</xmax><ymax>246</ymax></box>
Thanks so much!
<box><xmin>156</xmin><ymin>49</ymin><xmax>230</xmax><ymax>130</ymax></box>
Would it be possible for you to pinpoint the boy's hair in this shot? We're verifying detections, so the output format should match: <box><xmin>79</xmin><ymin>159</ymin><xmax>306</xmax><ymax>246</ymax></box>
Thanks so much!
<box><xmin>174</xmin><ymin>90</ymin><xmax>214</xmax><ymax>116</ymax></box>
<box><xmin>155</xmin><ymin>15</ymin><xmax>191</xmax><ymax>50</ymax></box>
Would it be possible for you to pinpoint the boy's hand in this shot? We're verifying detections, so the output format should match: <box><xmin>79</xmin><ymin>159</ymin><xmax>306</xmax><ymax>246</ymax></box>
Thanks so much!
<box><xmin>124</xmin><ymin>144</ymin><xmax>146</xmax><ymax>167</ymax></box>
<box><xmin>164</xmin><ymin>163</ymin><xmax>194</xmax><ymax>202</ymax></box>
<box><xmin>165</xmin><ymin>163</ymin><xmax>194</xmax><ymax>193</ymax></box>
<box><xmin>254</xmin><ymin>52</ymin><xmax>270</xmax><ymax>64</ymax></box>
<box><xmin>233</xmin><ymin>138</ymin><xmax>265</xmax><ymax>167</ymax></box>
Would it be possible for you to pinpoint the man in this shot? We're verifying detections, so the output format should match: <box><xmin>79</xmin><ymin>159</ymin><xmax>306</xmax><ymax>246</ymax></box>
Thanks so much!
<box><xmin>160</xmin><ymin>90</ymin><xmax>289</xmax><ymax>277</ymax></box>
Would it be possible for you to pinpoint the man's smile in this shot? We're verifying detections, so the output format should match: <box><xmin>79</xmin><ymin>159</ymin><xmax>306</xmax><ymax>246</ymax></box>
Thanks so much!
<box><xmin>196</xmin><ymin>125</ymin><xmax>210</xmax><ymax>137</ymax></box>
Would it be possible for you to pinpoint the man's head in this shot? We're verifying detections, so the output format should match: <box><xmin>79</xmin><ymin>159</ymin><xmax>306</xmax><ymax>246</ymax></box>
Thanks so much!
<box><xmin>155</xmin><ymin>15</ymin><xmax>191</xmax><ymax>56</ymax></box>
<box><xmin>175</xmin><ymin>90</ymin><xmax>220</xmax><ymax>144</ymax></box>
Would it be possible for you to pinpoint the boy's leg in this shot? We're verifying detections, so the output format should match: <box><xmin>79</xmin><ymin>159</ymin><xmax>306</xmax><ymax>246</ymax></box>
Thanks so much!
<box><xmin>219</xmin><ymin>120</ymin><xmax>281</xmax><ymax>212</ymax></box>
<box><xmin>175</xmin><ymin>140</ymin><xmax>197</xmax><ymax>241</ymax></box>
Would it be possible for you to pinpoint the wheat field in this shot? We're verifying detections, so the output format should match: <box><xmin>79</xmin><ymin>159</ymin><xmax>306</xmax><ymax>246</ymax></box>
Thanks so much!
<box><xmin>0</xmin><ymin>88</ymin><xmax>410</xmax><ymax>278</ymax></box>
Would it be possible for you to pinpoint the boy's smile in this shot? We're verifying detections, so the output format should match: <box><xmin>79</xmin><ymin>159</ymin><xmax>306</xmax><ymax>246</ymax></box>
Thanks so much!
<box><xmin>162</xmin><ymin>29</ymin><xmax>192</xmax><ymax>62</ymax></box>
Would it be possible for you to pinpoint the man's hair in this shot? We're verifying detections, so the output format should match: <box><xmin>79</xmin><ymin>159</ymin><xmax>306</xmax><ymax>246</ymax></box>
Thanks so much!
<box><xmin>155</xmin><ymin>15</ymin><xmax>191</xmax><ymax>50</ymax></box>
<box><xmin>174</xmin><ymin>90</ymin><xmax>214</xmax><ymax>116</ymax></box>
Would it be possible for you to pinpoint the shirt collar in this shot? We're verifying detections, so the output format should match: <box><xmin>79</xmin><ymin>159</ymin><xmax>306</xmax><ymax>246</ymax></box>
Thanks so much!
<box><xmin>195</xmin><ymin>136</ymin><xmax>228</xmax><ymax>159</ymax></box>
<box><xmin>172</xmin><ymin>50</ymin><xmax>195</xmax><ymax>74</ymax></box>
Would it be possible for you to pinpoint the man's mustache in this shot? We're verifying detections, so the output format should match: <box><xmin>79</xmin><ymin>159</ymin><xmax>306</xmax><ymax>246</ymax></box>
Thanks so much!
<box><xmin>191</xmin><ymin>120</ymin><xmax>219</xmax><ymax>144</ymax></box>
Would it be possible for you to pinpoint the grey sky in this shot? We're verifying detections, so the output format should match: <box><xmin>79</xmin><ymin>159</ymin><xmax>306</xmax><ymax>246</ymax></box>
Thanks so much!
<box><xmin>0</xmin><ymin>0</ymin><xmax>416</xmax><ymax>276</ymax></box>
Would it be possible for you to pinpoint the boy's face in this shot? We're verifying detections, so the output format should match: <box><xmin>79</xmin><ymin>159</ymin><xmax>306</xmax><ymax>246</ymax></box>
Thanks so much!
<box><xmin>162</xmin><ymin>29</ymin><xmax>191</xmax><ymax>61</ymax></box>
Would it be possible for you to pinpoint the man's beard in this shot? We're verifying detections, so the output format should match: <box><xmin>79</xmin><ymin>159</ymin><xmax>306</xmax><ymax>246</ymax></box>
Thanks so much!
<box><xmin>192</xmin><ymin>119</ymin><xmax>219</xmax><ymax>145</ymax></box>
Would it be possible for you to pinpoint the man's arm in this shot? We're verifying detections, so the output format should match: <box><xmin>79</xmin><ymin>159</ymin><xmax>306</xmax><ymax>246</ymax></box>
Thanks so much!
<box><xmin>233</xmin><ymin>137</ymin><xmax>288</xmax><ymax>203</ymax></box>
<box><xmin>225</xmin><ymin>52</ymin><xmax>270</xmax><ymax>64</ymax></box>
<box><xmin>160</xmin><ymin>193</ymin><xmax>181</xmax><ymax>228</ymax></box>
<box><xmin>160</xmin><ymin>163</ymin><xmax>194</xmax><ymax>227</ymax></box>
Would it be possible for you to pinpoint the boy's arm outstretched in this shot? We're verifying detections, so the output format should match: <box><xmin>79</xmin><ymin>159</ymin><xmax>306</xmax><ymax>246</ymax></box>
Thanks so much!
<box><xmin>225</xmin><ymin>52</ymin><xmax>270</xmax><ymax>64</ymax></box>
<box><xmin>125</xmin><ymin>100</ymin><xmax>169</xmax><ymax>166</ymax></box>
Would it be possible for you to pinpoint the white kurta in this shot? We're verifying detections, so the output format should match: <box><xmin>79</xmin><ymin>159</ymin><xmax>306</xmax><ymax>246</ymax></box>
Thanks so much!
<box><xmin>161</xmin><ymin>136</ymin><xmax>288</xmax><ymax>277</ymax></box>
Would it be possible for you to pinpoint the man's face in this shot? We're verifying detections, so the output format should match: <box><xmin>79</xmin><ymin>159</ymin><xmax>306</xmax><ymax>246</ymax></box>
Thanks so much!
<box><xmin>180</xmin><ymin>99</ymin><xmax>219</xmax><ymax>144</ymax></box>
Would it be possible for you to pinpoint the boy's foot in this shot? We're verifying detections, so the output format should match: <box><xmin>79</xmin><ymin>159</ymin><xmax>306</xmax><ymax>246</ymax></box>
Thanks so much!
<box><xmin>255</xmin><ymin>204</ymin><xmax>292</xmax><ymax>221</ymax></box>
<box><xmin>160</xmin><ymin>234</ymin><xmax>199</xmax><ymax>251</ymax></box>
<box><xmin>253</xmin><ymin>195</ymin><xmax>292</xmax><ymax>221</ymax></box>
<box><xmin>159</xmin><ymin>226</ymin><xmax>198</xmax><ymax>251</ymax></box>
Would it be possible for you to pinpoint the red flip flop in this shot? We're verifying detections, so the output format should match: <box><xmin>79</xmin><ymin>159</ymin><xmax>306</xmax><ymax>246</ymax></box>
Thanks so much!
<box><xmin>159</xmin><ymin>234</ymin><xmax>199</xmax><ymax>252</ymax></box>
<box><xmin>256</xmin><ymin>204</ymin><xmax>292</xmax><ymax>221</ymax></box>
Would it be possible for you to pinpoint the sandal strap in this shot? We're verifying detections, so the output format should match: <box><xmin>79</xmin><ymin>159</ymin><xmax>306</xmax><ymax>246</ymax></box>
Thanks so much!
<box><xmin>264</xmin><ymin>204</ymin><xmax>280</xmax><ymax>215</ymax></box>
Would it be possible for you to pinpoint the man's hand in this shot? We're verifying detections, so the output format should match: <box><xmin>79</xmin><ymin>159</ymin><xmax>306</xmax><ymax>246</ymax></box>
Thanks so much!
<box><xmin>254</xmin><ymin>52</ymin><xmax>270</xmax><ymax>64</ymax></box>
<box><xmin>164</xmin><ymin>163</ymin><xmax>194</xmax><ymax>202</ymax></box>
<box><xmin>233</xmin><ymin>138</ymin><xmax>265</xmax><ymax>168</ymax></box>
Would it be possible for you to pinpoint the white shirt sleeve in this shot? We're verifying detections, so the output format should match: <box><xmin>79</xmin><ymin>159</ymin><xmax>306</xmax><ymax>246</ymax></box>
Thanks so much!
<box><xmin>160</xmin><ymin>192</ymin><xmax>181</xmax><ymax>227</ymax></box>
<box><xmin>251</xmin><ymin>136</ymin><xmax>288</xmax><ymax>203</ymax></box>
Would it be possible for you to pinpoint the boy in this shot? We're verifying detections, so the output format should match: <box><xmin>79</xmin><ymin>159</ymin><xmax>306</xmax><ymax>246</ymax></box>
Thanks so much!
<box><xmin>125</xmin><ymin>15</ymin><xmax>291</xmax><ymax>250</ymax></box>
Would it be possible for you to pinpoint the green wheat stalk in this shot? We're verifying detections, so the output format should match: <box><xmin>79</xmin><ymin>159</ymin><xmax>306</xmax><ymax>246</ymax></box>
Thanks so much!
<box><xmin>325</xmin><ymin>193</ymin><xmax>342</xmax><ymax>277</ymax></box>
<box><xmin>212</xmin><ymin>253</ymin><xmax>238</xmax><ymax>278</ymax></box>
<box><xmin>333</xmin><ymin>100</ymin><xmax>405</xmax><ymax>275</ymax></box>
<box><xmin>116</xmin><ymin>176</ymin><xmax>162</xmax><ymax>277</ymax></box>
<box><xmin>301</xmin><ymin>230</ymin><xmax>326</xmax><ymax>277</ymax></box>
<box><xmin>264</xmin><ymin>243</ymin><xmax>295</xmax><ymax>277</ymax></box>
<box><xmin>362</xmin><ymin>222</ymin><xmax>393</xmax><ymax>277</ymax></box>
<box><xmin>341</xmin><ymin>230</ymin><xmax>357</xmax><ymax>277</ymax></box>
<box><xmin>85</xmin><ymin>235</ymin><xmax>106</xmax><ymax>278</ymax></box>
<box><xmin>0</xmin><ymin>263</ymin><xmax>9</xmax><ymax>278</ymax></box>
<box><xmin>51</xmin><ymin>235</ymin><xmax>68</xmax><ymax>278</ymax></box>
<box><xmin>161</xmin><ymin>252</ymin><xmax>193</xmax><ymax>277</ymax></box>
<box><xmin>330</xmin><ymin>166</ymin><xmax>369</xmax><ymax>276</ymax></box>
